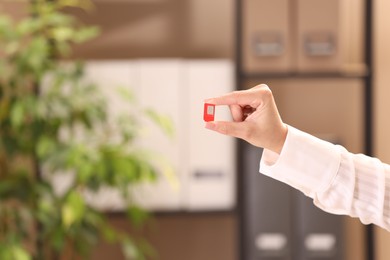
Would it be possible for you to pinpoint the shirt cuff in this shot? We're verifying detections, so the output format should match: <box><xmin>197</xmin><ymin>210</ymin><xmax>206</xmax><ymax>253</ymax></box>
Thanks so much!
<box><xmin>259</xmin><ymin>125</ymin><xmax>342</xmax><ymax>197</ymax></box>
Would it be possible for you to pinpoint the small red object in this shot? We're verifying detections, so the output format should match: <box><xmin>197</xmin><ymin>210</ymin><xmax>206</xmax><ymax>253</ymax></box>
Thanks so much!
<box><xmin>203</xmin><ymin>103</ymin><xmax>215</xmax><ymax>122</ymax></box>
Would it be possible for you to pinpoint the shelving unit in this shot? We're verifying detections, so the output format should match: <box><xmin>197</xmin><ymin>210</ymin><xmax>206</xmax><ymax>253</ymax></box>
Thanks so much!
<box><xmin>235</xmin><ymin>0</ymin><xmax>374</xmax><ymax>260</ymax></box>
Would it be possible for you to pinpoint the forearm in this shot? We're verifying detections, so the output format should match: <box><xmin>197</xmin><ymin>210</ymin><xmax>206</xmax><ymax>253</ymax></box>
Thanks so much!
<box><xmin>314</xmin><ymin>148</ymin><xmax>390</xmax><ymax>230</ymax></box>
<box><xmin>260</xmin><ymin>126</ymin><xmax>341</xmax><ymax>197</ymax></box>
<box><xmin>260</xmin><ymin>125</ymin><xmax>390</xmax><ymax>231</ymax></box>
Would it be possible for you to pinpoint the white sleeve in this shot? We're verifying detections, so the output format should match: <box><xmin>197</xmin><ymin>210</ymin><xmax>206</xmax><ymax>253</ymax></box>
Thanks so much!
<box><xmin>260</xmin><ymin>125</ymin><xmax>390</xmax><ymax>231</ymax></box>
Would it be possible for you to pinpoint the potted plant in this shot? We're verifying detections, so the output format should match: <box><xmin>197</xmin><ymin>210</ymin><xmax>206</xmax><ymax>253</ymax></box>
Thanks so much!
<box><xmin>0</xmin><ymin>0</ymin><xmax>172</xmax><ymax>259</ymax></box>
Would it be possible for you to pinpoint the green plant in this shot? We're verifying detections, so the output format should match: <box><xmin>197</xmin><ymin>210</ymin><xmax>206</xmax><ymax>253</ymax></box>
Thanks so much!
<box><xmin>0</xmin><ymin>0</ymin><xmax>173</xmax><ymax>259</ymax></box>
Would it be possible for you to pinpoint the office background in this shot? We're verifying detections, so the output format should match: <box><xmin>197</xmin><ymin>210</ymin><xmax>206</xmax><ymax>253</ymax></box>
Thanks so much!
<box><xmin>2</xmin><ymin>0</ymin><xmax>390</xmax><ymax>259</ymax></box>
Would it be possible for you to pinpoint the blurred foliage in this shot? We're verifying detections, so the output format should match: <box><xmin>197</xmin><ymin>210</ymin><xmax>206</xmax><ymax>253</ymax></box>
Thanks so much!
<box><xmin>0</xmin><ymin>0</ymin><xmax>173</xmax><ymax>259</ymax></box>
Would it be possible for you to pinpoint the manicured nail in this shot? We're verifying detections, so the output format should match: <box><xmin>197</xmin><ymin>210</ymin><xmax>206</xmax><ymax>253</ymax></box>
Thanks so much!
<box><xmin>205</xmin><ymin>122</ymin><xmax>216</xmax><ymax>130</ymax></box>
<box><xmin>204</xmin><ymin>98</ymin><xmax>215</xmax><ymax>103</ymax></box>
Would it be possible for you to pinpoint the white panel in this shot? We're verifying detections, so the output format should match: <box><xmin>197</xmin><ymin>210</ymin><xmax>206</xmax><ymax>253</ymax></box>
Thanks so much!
<box><xmin>130</xmin><ymin>60</ymin><xmax>184</xmax><ymax>210</ymax></box>
<box><xmin>80</xmin><ymin>61</ymin><xmax>183</xmax><ymax>211</ymax></box>
<box><xmin>46</xmin><ymin>61</ymin><xmax>139</xmax><ymax>211</ymax></box>
<box><xmin>84</xmin><ymin>61</ymin><xmax>138</xmax><ymax>116</ymax></box>
<box><xmin>81</xmin><ymin>61</ymin><xmax>138</xmax><ymax>211</ymax></box>
<box><xmin>186</xmin><ymin>60</ymin><xmax>236</xmax><ymax>210</ymax></box>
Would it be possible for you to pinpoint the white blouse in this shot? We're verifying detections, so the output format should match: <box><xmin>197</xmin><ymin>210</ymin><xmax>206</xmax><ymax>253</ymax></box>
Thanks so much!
<box><xmin>260</xmin><ymin>125</ymin><xmax>390</xmax><ymax>231</ymax></box>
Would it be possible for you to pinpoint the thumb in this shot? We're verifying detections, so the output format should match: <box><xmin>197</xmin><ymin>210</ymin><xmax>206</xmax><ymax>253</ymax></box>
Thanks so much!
<box><xmin>205</xmin><ymin>121</ymin><xmax>248</xmax><ymax>139</ymax></box>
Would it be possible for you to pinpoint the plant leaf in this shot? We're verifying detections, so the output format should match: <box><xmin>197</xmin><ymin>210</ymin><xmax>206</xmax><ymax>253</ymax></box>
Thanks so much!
<box><xmin>37</xmin><ymin>136</ymin><xmax>56</xmax><ymax>159</ymax></box>
<box><xmin>57</xmin><ymin>0</ymin><xmax>95</xmax><ymax>10</ymax></box>
<box><xmin>144</xmin><ymin>108</ymin><xmax>174</xmax><ymax>139</ymax></box>
<box><xmin>122</xmin><ymin>238</ymin><xmax>140</xmax><ymax>260</ymax></box>
<box><xmin>62</xmin><ymin>191</ymin><xmax>85</xmax><ymax>228</ymax></box>
<box><xmin>126</xmin><ymin>206</ymin><xmax>150</xmax><ymax>228</ymax></box>
<box><xmin>0</xmin><ymin>244</ymin><xmax>31</xmax><ymax>260</ymax></box>
<box><xmin>50</xmin><ymin>26</ymin><xmax>75</xmax><ymax>42</ymax></box>
<box><xmin>10</xmin><ymin>101</ymin><xmax>24</xmax><ymax>128</ymax></box>
<box><xmin>116</xmin><ymin>87</ymin><xmax>136</xmax><ymax>103</ymax></box>
<box><xmin>73</xmin><ymin>26</ymin><xmax>100</xmax><ymax>43</ymax></box>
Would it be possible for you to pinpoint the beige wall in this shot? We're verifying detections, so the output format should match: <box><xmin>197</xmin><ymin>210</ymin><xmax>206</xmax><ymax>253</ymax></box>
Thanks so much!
<box><xmin>71</xmin><ymin>0</ymin><xmax>234</xmax><ymax>59</ymax></box>
<box><xmin>374</xmin><ymin>0</ymin><xmax>390</xmax><ymax>259</ymax></box>
<box><xmin>0</xmin><ymin>0</ymin><xmax>234</xmax><ymax>59</ymax></box>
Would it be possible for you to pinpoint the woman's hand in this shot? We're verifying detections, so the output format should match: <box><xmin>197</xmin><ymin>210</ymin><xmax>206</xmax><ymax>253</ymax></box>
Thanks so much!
<box><xmin>204</xmin><ymin>84</ymin><xmax>287</xmax><ymax>154</ymax></box>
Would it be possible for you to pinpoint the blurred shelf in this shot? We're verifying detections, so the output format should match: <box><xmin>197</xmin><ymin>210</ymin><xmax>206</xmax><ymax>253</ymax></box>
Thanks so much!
<box><xmin>239</xmin><ymin>71</ymin><xmax>370</xmax><ymax>80</ymax></box>
<box><xmin>106</xmin><ymin>209</ymin><xmax>237</xmax><ymax>218</ymax></box>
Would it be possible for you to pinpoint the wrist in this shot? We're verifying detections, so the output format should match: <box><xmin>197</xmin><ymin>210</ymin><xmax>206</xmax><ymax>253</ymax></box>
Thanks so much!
<box><xmin>271</xmin><ymin>124</ymin><xmax>288</xmax><ymax>154</ymax></box>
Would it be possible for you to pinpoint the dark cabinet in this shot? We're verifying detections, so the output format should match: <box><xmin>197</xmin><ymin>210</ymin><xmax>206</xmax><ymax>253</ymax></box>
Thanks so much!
<box><xmin>240</xmin><ymin>141</ymin><xmax>344</xmax><ymax>260</ymax></box>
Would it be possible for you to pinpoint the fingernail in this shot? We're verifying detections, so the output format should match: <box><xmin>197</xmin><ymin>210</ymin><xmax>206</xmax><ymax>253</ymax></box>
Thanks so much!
<box><xmin>204</xmin><ymin>98</ymin><xmax>215</xmax><ymax>104</ymax></box>
<box><xmin>205</xmin><ymin>122</ymin><xmax>216</xmax><ymax>130</ymax></box>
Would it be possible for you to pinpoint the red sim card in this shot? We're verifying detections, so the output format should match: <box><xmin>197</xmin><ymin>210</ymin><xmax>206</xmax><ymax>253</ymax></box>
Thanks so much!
<box><xmin>203</xmin><ymin>103</ymin><xmax>215</xmax><ymax>122</ymax></box>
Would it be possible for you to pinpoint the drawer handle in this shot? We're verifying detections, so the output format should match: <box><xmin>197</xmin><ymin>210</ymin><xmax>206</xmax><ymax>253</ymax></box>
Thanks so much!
<box><xmin>304</xmin><ymin>32</ymin><xmax>336</xmax><ymax>56</ymax></box>
<box><xmin>252</xmin><ymin>32</ymin><xmax>284</xmax><ymax>57</ymax></box>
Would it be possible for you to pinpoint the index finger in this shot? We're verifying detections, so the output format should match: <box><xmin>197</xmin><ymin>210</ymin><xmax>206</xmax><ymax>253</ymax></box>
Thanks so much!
<box><xmin>204</xmin><ymin>84</ymin><xmax>268</xmax><ymax>106</ymax></box>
